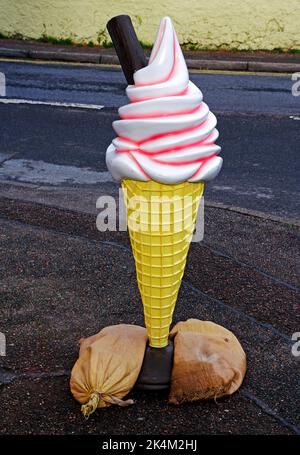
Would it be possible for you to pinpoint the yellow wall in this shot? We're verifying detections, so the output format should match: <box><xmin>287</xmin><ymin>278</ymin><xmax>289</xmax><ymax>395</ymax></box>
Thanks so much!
<box><xmin>0</xmin><ymin>0</ymin><xmax>299</xmax><ymax>51</ymax></box>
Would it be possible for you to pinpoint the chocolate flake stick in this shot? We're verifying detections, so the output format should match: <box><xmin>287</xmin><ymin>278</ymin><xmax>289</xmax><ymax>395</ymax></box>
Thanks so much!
<box><xmin>106</xmin><ymin>15</ymin><xmax>147</xmax><ymax>85</ymax></box>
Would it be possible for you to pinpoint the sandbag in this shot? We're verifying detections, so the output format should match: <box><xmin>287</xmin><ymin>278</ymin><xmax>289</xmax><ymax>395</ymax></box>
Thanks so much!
<box><xmin>169</xmin><ymin>319</ymin><xmax>246</xmax><ymax>405</ymax></box>
<box><xmin>70</xmin><ymin>324</ymin><xmax>147</xmax><ymax>418</ymax></box>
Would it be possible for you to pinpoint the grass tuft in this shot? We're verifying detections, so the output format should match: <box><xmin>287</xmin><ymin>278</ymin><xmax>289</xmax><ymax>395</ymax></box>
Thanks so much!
<box><xmin>38</xmin><ymin>35</ymin><xmax>74</xmax><ymax>46</ymax></box>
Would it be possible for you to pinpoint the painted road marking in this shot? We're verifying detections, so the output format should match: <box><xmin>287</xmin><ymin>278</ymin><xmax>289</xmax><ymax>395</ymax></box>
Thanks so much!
<box><xmin>0</xmin><ymin>98</ymin><xmax>104</xmax><ymax>110</ymax></box>
<box><xmin>0</xmin><ymin>159</ymin><xmax>113</xmax><ymax>185</ymax></box>
<box><xmin>0</xmin><ymin>153</ymin><xmax>14</xmax><ymax>164</ymax></box>
<box><xmin>1</xmin><ymin>158</ymin><xmax>299</xmax><ymax>227</ymax></box>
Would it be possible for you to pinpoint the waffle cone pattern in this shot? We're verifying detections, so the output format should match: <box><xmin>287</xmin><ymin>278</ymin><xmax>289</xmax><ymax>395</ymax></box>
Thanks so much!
<box><xmin>122</xmin><ymin>179</ymin><xmax>204</xmax><ymax>348</ymax></box>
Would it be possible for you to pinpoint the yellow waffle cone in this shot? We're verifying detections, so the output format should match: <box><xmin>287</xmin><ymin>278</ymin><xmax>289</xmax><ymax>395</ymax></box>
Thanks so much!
<box><xmin>122</xmin><ymin>179</ymin><xmax>204</xmax><ymax>348</ymax></box>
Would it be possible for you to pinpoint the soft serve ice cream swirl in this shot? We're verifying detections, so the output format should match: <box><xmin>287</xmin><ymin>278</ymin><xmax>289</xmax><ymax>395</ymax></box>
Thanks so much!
<box><xmin>106</xmin><ymin>17</ymin><xmax>222</xmax><ymax>184</ymax></box>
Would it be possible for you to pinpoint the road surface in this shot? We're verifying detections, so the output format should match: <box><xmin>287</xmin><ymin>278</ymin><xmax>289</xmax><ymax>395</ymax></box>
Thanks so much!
<box><xmin>0</xmin><ymin>59</ymin><xmax>300</xmax><ymax>436</ymax></box>
<box><xmin>0</xmin><ymin>60</ymin><xmax>299</xmax><ymax>220</ymax></box>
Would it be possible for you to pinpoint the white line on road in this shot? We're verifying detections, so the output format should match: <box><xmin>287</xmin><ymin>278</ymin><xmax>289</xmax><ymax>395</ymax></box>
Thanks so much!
<box><xmin>0</xmin><ymin>158</ymin><xmax>113</xmax><ymax>185</ymax></box>
<box><xmin>1</xmin><ymin>158</ymin><xmax>299</xmax><ymax>227</ymax></box>
<box><xmin>0</xmin><ymin>98</ymin><xmax>105</xmax><ymax>110</ymax></box>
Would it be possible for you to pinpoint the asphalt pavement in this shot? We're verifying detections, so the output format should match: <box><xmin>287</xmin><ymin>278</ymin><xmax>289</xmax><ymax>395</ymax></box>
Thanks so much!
<box><xmin>0</xmin><ymin>59</ymin><xmax>299</xmax><ymax>435</ymax></box>
<box><xmin>1</xmin><ymin>60</ymin><xmax>299</xmax><ymax>114</ymax></box>
<box><xmin>0</xmin><ymin>198</ymin><xmax>299</xmax><ymax>435</ymax></box>
<box><xmin>0</xmin><ymin>60</ymin><xmax>299</xmax><ymax>220</ymax></box>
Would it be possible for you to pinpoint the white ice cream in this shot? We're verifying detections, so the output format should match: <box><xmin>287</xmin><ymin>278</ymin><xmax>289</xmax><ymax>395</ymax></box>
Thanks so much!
<box><xmin>106</xmin><ymin>16</ymin><xmax>222</xmax><ymax>184</ymax></box>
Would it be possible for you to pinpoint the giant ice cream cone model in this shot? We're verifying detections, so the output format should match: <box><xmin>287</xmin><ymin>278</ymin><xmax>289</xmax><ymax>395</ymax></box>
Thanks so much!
<box><xmin>106</xmin><ymin>17</ymin><xmax>222</xmax><ymax>348</ymax></box>
<box><xmin>122</xmin><ymin>179</ymin><xmax>204</xmax><ymax>347</ymax></box>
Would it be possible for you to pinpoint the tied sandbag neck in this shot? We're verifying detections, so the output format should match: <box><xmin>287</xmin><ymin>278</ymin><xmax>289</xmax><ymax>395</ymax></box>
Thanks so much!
<box><xmin>81</xmin><ymin>391</ymin><xmax>134</xmax><ymax>419</ymax></box>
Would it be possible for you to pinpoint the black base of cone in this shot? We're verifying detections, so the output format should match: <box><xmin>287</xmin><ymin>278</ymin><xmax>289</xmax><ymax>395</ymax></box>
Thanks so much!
<box><xmin>135</xmin><ymin>340</ymin><xmax>174</xmax><ymax>391</ymax></box>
